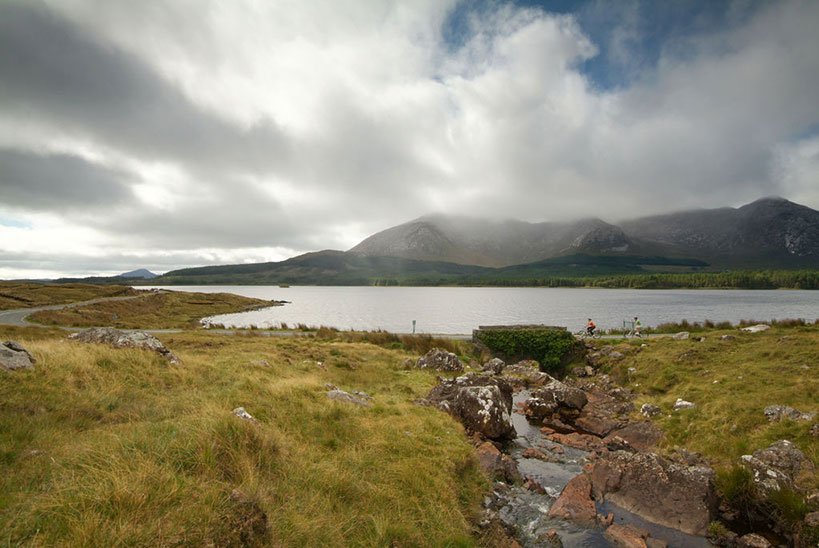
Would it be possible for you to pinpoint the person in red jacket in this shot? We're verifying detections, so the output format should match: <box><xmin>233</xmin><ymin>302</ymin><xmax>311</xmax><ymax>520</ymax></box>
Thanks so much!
<box><xmin>586</xmin><ymin>318</ymin><xmax>596</xmax><ymax>336</ymax></box>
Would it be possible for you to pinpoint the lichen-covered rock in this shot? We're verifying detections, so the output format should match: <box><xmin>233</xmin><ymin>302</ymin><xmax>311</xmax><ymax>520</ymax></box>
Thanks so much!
<box><xmin>522</xmin><ymin>378</ymin><xmax>588</xmax><ymax>422</ymax></box>
<box><xmin>740</xmin><ymin>439</ymin><xmax>813</xmax><ymax>493</ymax></box>
<box><xmin>763</xmin><ymin>405</ymin><xmax>815</xmax><ymax>423</ymax></box>
<box><xmin>424</xmin><ymin>374</ymin><xmax>514</xmax><ymax>440</ymax></box>
<box><xmin>641</xmin><ymin>403</ymin><xmax>662</xmax><ymax>417</ymax></box>
<box><xmin>0</xmin><ymin>341</ymin><xmax>35</xmax><ymax>371</ymax></box>
<box><xmin>68</xmin><ymin>327</ymin><xmax>179</xmax><ymax>363</ymax></box>
<box><xmin>590</xmin><ymin>450</ymin><xmax>717</xmax><ymax>536</ymax></box>
<box><xmin>326</xmin><ymin>387</ymin><xmax>372</xmax><ymax>407</ymax></box>
<box><xmin>736</xmin><ymin>533</ymin><xmax>771</xmax><ymax>547</ymax></box>
<box><xmin>673</xmin><ymin>398</ymin><xmax>696</xmax><ymax>411</ymax></box>
<box><xmin>416</xmin><ymin>348</ymin><xmax>463</xmax><ymax>372</ymax></box>
<box><xmin>482</xmin><ymin>357</ymin><xmax>505</xmax><ymax>375</ymax></box>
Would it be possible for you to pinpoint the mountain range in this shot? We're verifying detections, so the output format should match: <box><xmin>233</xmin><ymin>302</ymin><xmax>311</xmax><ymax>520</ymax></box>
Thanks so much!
<box><xmin>350</xmin><ymin>197</ymin><xmax>819</xmax><ymax>269</ymax></box>
<box><xmin>149</xmin><ymin>197</ymin><xmax>819</xmax><ymax>286</ymax></box>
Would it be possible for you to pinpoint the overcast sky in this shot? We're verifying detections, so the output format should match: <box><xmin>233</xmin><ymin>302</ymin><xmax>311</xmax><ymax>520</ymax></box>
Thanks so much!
<box><xmin>1</xmin><ymin>0</ymin><xmax>818</xmax><ymax>278</ymax></box>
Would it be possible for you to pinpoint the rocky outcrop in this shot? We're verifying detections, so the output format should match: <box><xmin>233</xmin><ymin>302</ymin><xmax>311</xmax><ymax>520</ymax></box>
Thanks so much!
<box><xmin>763</xmin><ymin>405</ymin><xmax>816</xmax><ymax>423</ymax></box>
<box><xmin>424</xmin><ymin>374</ymin><xmax>515</xmax><ymax>440</ymax></box>
<box><xmin>590</xmin><ymin>450</ymin><xmax>717</xmax><ymax>536</ymax></box>
<box><xmin>475</xmin><ymin>441</ymin><xmax>520</xmax><ymax>483</ymax></box>
<box><xmin>415</xmin><ymin>348</ymin><xmax>463</xmax><ymax>372</ymax></box>
<box><xmin>740</xmin><ymin>439</ymin><xmax>814</xmax><ymax>494</ymax></box>
<box><xmin>0</xmin><ymin>341</ymin><xmax>35</xmax><ymax>371</ymax></box>
<box><xmin>521</xmin><ymin>378</ymin><xmax>588</xmax><ymax>423</ymax></box>
<box><xmin>68</xmin><ymin>327</ymin><xmax>179</xmax><ymax>363</ymax></box>
<box><xmin>547</xmin><ymin>474</ymin><xmax>596</xmax><ymax>523</ymax></box>
<box><xmin>326</xmin><ymin>386</ymin><xmax>372</xmax><ymax>407</ymax></box>
<box><xmin>482</xmin><ymin>357</ymin><xmax>506</xmax><ymax>375</ymax></box>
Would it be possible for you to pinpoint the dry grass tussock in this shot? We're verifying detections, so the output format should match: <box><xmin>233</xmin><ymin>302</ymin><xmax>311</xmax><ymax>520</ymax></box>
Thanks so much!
<box><xmin>0</xmin><ymin>327</ymin><xmax>485</xmax><ymax>546</ymax></box>
<box><xmin>28</xmin><ymin>291</ymin><xmax>274</xmax><ymax>329</ymax></box>
<box><xmin>0</xmin><ymin>283</ymin><xmax>137</xmax><ymax>311</ymax></box>
<box><xmin>602</xmin><ymin>324</ymin><xmax>819</xmax><ymax>489</ymax></box>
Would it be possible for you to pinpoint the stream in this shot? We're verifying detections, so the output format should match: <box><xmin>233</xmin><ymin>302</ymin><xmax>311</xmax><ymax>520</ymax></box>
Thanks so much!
<box><xmin>491</xmin><ymin>391</ymin><xmax>713</xmax><ymax>547</ymax></box>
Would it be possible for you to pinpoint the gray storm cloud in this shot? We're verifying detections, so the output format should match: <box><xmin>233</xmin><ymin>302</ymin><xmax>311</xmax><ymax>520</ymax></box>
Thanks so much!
<box><xmin>0</xmin><ymin>0</ymin><xmax>818</xmax><ymax>278</ymax></box>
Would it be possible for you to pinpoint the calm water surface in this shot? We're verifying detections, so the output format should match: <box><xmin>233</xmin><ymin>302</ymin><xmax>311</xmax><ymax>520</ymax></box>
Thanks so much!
<box><xmin>148</xmin><ymin>286</ymin><xmax>819</xmax><ymax>335</ymax></box>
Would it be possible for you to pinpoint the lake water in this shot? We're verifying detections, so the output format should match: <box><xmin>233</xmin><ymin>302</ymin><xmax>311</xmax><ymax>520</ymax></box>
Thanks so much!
<box><xmin>146</xmin><ymin>286</ymin><xmax>819</xmax><ymax>335</ymax></box>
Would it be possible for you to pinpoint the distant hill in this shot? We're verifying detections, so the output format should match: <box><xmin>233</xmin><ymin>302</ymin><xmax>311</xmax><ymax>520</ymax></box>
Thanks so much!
<box><xmin>350</xmin><ymin>197</ymin><xmax>819</xmax><ymax>269</ymax></box>
<box><xmin>120</xmin><ymin>269</ymin><xmax>158</xmax><ymax>279</ymax></box>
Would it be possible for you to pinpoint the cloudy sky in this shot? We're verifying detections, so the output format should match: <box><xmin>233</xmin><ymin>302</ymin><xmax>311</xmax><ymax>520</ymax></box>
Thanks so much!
<box><xmin>2</xmin><ymin>0</ymin><xmax>818</xmax><ymax>278</ymax></box>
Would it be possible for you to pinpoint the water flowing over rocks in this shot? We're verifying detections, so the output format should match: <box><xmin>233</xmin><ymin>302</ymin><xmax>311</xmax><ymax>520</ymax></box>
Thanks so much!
<box><xmin>68</xmin><ymin>327</ymin><xmax>180</xmax><ymax>363</ymax></box>
<box><xmin>415</xmin><ymin>348</ymin><xmax>463</xmax><ymax>372</ymax></box>
<box><xmin>0</xmin><ymin>341</ymin><xmax>35</xmax><ymax>371</ymax></box>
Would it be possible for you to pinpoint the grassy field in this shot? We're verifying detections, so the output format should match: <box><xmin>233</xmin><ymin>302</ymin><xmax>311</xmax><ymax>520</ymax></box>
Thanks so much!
<box><xmin>27</xmin><ymin>291</ymin><xmax>277</xmax><ymax>329</ymax></box>
<box><xmin>601</xmin><ymin>326</ymin><xmax>819</xmax><ymax>489</ymax></box>
<box><xmin>0</xmin><ymin>326</ymin><xmax>485</xmax><ymax>546</ymax></box>
<box><xmin>0</xmin><ymin>283</ymin><xmax>138</xmax><ymax>311</ymax></box>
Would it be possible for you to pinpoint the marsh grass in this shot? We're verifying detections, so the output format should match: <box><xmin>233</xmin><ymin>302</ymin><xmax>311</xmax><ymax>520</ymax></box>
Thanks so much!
<box><xmin>602</xmin><ymin>325</ymin><xmax>819</xmax><ymax>490</ymax></box>
<box><xmin>28</xmin><ymin>291</ymin><xmax>274</xmax><ymax>329</ymax></box>
<box><xmin>0</xmin><ymin>283</ymin><xmax>137</xmax><ymax>311</ymax></box>
<box><xmin>0</xmin><ymin>327</ymin><xmax>486</xmax><ymax>546</ymax></box>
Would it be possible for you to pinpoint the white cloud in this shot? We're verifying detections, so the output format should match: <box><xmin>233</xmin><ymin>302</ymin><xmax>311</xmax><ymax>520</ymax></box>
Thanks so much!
<box><xmin>1</xmin><ymin>0</ymin><xmax>818</xmax><ymax>277</ymax></box>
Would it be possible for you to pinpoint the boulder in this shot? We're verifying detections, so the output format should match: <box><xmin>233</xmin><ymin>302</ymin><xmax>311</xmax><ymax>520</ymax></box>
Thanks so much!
<box><xmin>475</xmin><ymin>441</ymin><xmax>520</xmax><ymax>483</ymax></box>
<box><xmin>736</xmin><ymin>533</ymin><xmax>771</xmax><ymax>547</ymax></box>
<box><xmin>590</xmin><ymin>450</ymin><xmax>717</xmax><ymax>536</ymax></box>
<box><xmin>69</xmin><ymin>327</ymin><xmax>179</xmax><ymax>363</ymax></box>
<box><xmin>0</xmin><ymin>341</ymin><xmax>35</xmax><ymax>371</ymax></box>
<box><xmin>502</xmin><ymin>360</ymin><xmax>552</xmax><ymax>387</ymax></box>
<box><xmin>327</xmin><ymin>388</ymin><xmax>372</xmax><ymax>407</ymax></box>
<box><xmin>763</xmin><ymin>405</ymin><xmax>816</xmax><ymax>422</ymax></box>
<box><xmin>673</xmin><ymin>398</ymin><xmax>696</xmax><ymax>411</ymax></box>
<box><xmin>740</xmin><ymin>324</ymin><xmax>770</xmax><ymax>333</ymax></box>
<box><xmin>425</xmin><ymin>374</ymin><xmax>515</xmax><ymax>440</ymax></box>
<box><xmin>604</xmin><ymin>523</ymin><xmax>657</xmax><ymax>548</ymax></box>
<box><xmin>547</xmin><ymin>474</ymin><xmax>596</xmax><ymax>523</ymax></box>
<box><xmin>522</xmin><ymin>378</ymin><xmax>588</xmax><ymax>422</ymax></box>
<box><xmin>640</xmin><ymin>403</ymin><xmax>661</xmax><ymax>418</ymax></box>
<box><xmin>740</xmin><ymin>439</ymin><xmax>814</xmax><ymax>493</ymax></box>
<box><xmin>604</xmin><ymin>421</ymin><xmax>663</xmax><ymax>452</ymax></box>
<box><xmin>232</xmin><ymin>407</ymin><xmax>259</xmax><ymax>423</ymax></box>
<box><xmin>482</xmin><ymin>358</ymin><xmax>505</xmax><ymax>375</ymax></box>
<box><xmin>416</xmin><ymin>348</ymin><xmax>463</xmax><ymax>372</ymax></box>
<box><xmin>672</xmin><ymin>332</ymin><xmax>690</xmax><ymax>340</ymax></box>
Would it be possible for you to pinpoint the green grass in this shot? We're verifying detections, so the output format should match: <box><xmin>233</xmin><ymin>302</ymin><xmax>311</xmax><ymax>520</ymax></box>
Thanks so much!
<box><xmin>602</xmin><ymin>325</ymin><xmax>819</xmax><ymax>490</ymax></box>
<box><xmin>0</xmin><ymin>283</ymin><xmax>137</xmax><ymax>311</ymax></box>
<box><xmin>27</xmin><ymin>291</ymin><xmax>276</xmax><ymax>329</ymax></box>
<box><xmin>0</xmin><ymin>327</ymin><xmax>486</xmax><ymax>546</ymax></box>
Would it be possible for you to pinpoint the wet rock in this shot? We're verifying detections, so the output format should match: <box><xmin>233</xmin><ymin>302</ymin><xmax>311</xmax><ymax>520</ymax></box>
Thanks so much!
<box><xmin>547</xmin><ymin>474</ymin><xmax>596</xmax><ymax>523</ymax></box>
<box><xmin>327</xmin><ymin>387</ymin><xmax>372</xmax><ymax>407</ymax></box>
<box><xmin>416</xmin><ymin>348</ymin><xmax>463</xmax><ymax>371</ymax></box>
<box><xmin>425</xmin><ymin>374</ymin><xmax>514</xmax><ymax>440</ymax></box>
<box><xmin>0</xmin><ymin>340</ymin><xmax>35</xmax><ymax>371</ymax></box>
<box><xmin>545</xmin><ymin>431</ymin><xmax>604</xmax><ymax>452</ymax></box>
<box><xmin>740</xmin><ymin>324</ymin><xmax>770</xmax><ymax>333</ymax></box>
<box><xmin>69</xmin><ymin>327</ymin><xmax>180</xmax><ymax>363</ymax></box>
<box><xmin>605</xmin><ymin>523</ymin><xmax>656</xmax><ymax>547</ymax></box>
<box><xmin>740</xmin><ymin>439</ymin><xmax>813</xmax><ymax>493</ymax></box>
<box><xmin>736</xmin><ymin>532</ymin><xmax>771</xmax><ymax>547</ymax></box>
<box><xmin>476</xmin><ymin>441</ymin><xmax>521</xmax><ymax>484</ymax></box>
<box><xmin>640</xmin><ymin>403</ymin><xmax>661</xmax><ymax>418</ymax></box>
<box><xmin>672</xmin><ymin>331</ymin><xmax>690</xmax><ymax>340</ymax></box>
<box><xmin>482</xmin><ymin>357</ymin><xmax>505</xmax><ymax>375</ymax></box>
<box><xmin>590</xmin><ymin>450</ymin><xmax>717</xmax><ymax>536</ymax></box>
<box><xmin>673</xmin><ymin>398</ymin><xmax>696</xmax><ymax>411</ymax></box>
<box><xmin>763</xmin><ymin>405</ymin><xmax>816</xmax><ymax>422</ymax></box>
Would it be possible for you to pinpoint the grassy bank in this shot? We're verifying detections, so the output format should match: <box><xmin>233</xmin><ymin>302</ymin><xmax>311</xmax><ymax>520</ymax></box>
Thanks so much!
<box><xmin>27</xmin><ymin>291</ymin><xmax>278</xmax><ymax>329</ymax></box>
<box><xmin>600</xmin><ymin>325</ymin><xmax>818</xmax><ymax>489</ymax></box>
<box><xmin>0</xmin><ymin>327</ymin><xmax>485</xmax><ymax>546</ymax></box>
<box><xmin>0</xmin><ymin>283</ymin><xmax>137</xmax><ymax>311</ymax></box>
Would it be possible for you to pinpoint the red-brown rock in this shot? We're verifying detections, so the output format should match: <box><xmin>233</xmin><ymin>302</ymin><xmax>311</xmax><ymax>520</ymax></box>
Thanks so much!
<box><xmin>547</xmin><ymin>474</ymin><xmax>596</xmax><ymax>523</ymax></box>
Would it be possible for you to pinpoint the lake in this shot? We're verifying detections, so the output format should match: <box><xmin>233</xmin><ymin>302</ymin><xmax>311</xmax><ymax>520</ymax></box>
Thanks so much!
<box><xmin>145</xmin><ymin>286</ymin><xmax>819</xmax><ymax>335</ymax></box>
